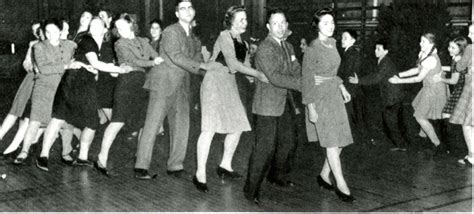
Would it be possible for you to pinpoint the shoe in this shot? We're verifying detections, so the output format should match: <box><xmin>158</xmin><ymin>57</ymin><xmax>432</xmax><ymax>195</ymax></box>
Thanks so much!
<box><xmin>267</xmin><ymin>177</ymin><xmax>295</xmax><ymax>187</ymax></box>
<box><xmin>94</xmin><ymin>160</ymin><xmax>110</xmax><ymax>177</ymax></box>
<box><xmin>13</xmin><ymin>151</ymin><xmax>28</xmax><ymax>165</ymax></box>
<box><xmin>192</xmin><ymin>175</ymin><xmax>209</xmax><ymax>193</ymax></box>
<box><xmin>36</xmin><ymin>157</ymin><xmax>49</xmax><ymax>172</ymax></box>
<box><xmin>134</xmin><ymin>168</ymin><xmax>157</xmax><ymax>180</ymax></box>
<box><xmin>458</xmin><ymin>157</ymin><xmax>473</xmax><ymax>167</ymax></box>
<box><xmin>73</xmin><ymin>158</ymin><xmax>93</xmax><ymax>167</ymax></box>
<box><xmin>166</xmin><ymin>169</ymin><xmax>185</xmax><ymax>178</ymax></box>
<box><xmin>60</xmin><ymin>155</ymin><xmax>74</xmax><ymax>166</ymax></box>
<box><xmin>216</xmin><ymin>166</ymin><xmax>242</xmax><ymax>180</ymax></box>
<box><xmin>244</xmin><ymin>191</ymin><xmax>260</xmax><ymax>205</ymax></box>
<box><xmin>317</xmin><ymin>175</ymin><xmax>334</xmax><ymax>190</ymax></box>
<box><xmin>335</xmin><ymin>188</ymin><xmax>355</xmax><ymax>202</ymax></box>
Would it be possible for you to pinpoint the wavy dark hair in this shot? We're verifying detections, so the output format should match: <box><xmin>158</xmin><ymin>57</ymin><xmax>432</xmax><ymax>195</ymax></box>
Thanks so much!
<box><xmin>223</xmin><ymin>5</ymin><xmax>246</xmax><ymax>30</ymax></box>
<box><xmin>311</xmin><ymin>8</ymin><xmax>334</xmax><ymax>30</ymax></box>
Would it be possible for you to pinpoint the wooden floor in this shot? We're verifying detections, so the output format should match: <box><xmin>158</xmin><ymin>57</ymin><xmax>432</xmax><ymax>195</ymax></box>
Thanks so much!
<box><xmin>0</xmin><ymin>79</ymin><xmax>472</xmax><ymax>212</ymax></box>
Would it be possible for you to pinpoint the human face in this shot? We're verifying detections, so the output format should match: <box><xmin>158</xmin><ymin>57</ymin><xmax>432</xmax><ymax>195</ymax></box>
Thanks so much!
<box><xmin>341</xmin><ymin>32</ymin><xmax>355</xmax><ymax>48</ymax></box>
<box><xmin>419</xmin><ymin>36</ymin><xmax>434</xmax><ymax>53</ymax></box>
<box><xmin>447</xmin><ymin>41</ymin><xmax>461</xmax><ymax>57</ymax></box>
<box><xmin>318</xmin><ymin>14</ymin><xmax>335</xmax><ymax>38</ymax></box>
<box><xmin>468</xmin><ymin>25</ymin><xmax>474</xmax><ymax>41</ymax></box>
<box><xmin>150</xmin><ymin>23</ymin><xmax>162</xmax><ymax>40</ymax></box>
<box><xmin>45</xmin><ymin>23</ymin><xmax>61</xmax><ymax>43</ymax></box>
<box><xmin>266</xmin><ymin>13</ymin><xmax>288</xmax><ymax>40</ymax></box>
<box><xmin>300</xmin><ymin>38</ymin><xmax>308</xmax><ymax>52</ymax></box>
<box><xmin>60</xmin><ymin>22</ymin><xmax>69</xmax><ymax>40</ymax></box>
<box><xmin>80</xmin><ymin>11</ymin><xmax>93</xmax><ymax>28</ymax></box>
<box><xmin>375</xmin><ymin>44</ymin><xmax>388</xmax><ymax>59</ymax></box>
<box><xmin>231</xmin><ymin>11</ymin><xmax>248</xmax><ymax>34</ymax></box>
<box><xmin>99</xmin><ymin>11</ymin><xmax>112</xmax><ymax>28</ymax></box>
<box><xmin>89</xmin><ymin>19</ymin><xmax>106</xmax><ymax>38</ymax></box>
<box><xmin>175</xmin><ymin>2</ymin><xmax>195</xmax><ymax>24</ymax></box>
<box><xmin>115</xmin><ymin>19</ymin><xmax>133</xmax><ymax>39</ymax></box>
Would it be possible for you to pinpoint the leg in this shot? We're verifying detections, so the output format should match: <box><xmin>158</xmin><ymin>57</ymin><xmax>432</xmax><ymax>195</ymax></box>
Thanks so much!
<box><xmin>462</xmin><ymin>125</ymin><xmax>473</xmax><ymax>158</ymax></box>
<box><xmin>134</xmin><ymin>91</ymin><xmax>168</xmax><ymax>170</ymax></box>
<box><xmin>268</xmin><ymin>103</ymin><xmax>297</xmax><ymax>181</ymax></box>
<box><xmin>415</xmin><ymin>117</ymin><xmax>440</xmax><ymax>146</ymax></box>
<box><xmin>16</xmin><ymin>120</ymin><xmax>41</xmax><ymax>159</ymax></box>
<box><xmin>166</xmin><ymin>89</ymin><xmax>190</xmax><ymax>171</ymax></box>
<box><xmin>219</xmin><ymin>132</ymin><xmax>242</xmax><ymax>171</ymax></box>
<box><xmin>244</xmin><ymin>115</ymin><xmax>277</xmax><ymax>199</ymax></box>
<box><xmin>59</xmin><ymin>123</ymin><xmax>74</xmax><ymax>158</ymax></box>
<box><xmin>39</xmin><ymin>118</ymin><xmax>65</xmax><ymax>158</ymax></box>
<box><xmin>195</xmin><ymin>131</ymin><xmax>215</xmax><ymax>183</ymax></box>
<box><xmin>77</xmin><ymin>127</ymin><xmax>95</xmax><ymax>161</ymax></box>
<box><xmin>383</xmin><ymin>103</ymin><xmax>407</xmax><ymax>149</ymax></box>
<box><xmin>97</xmin><ymin>122</ymin><xmax>124</xmax><ymax>167</ymax></box>
<box><xmin>326</xmin><ymin>147</ymin><xmax>350</xmax><ymax>194</ymax></box>
<box><xmin>3</xmin><ymin>118</ymin><xmax>29</xmax><ymax>154</ymax></box>
<box><xmin>0</xmin><ymin>114</ymin><xmax>19</xmax><ymax>140</ymax></box>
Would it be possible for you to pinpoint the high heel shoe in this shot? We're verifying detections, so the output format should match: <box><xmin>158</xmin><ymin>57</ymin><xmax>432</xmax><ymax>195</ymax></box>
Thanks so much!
<box><xmin>216</xmin><ymin>166</ymin><xmax>242</xmax><ymax>180</ymax></box>
<box><xmin>335</xmin><ymin>188</ymin><xmax>355</xmax><ymax>202</ymax></box>
<box><xmin>13</xmin><ymin>151</ymin><xmax>28</xmax><ymax>165</ymax></box>
<box><xmin>317</xmin><ymin>175</ymin><xmax>334</xmax><ymax>191</ymax></box>
<box><xmin>192</xmin><ymin>175</ymin><xmax>209</xmax><ymax>193</ymax></box>
<box><xmin>94</xmin><ymin>160</ymin><xmax>110</xmax><ymax>177</ymax></box>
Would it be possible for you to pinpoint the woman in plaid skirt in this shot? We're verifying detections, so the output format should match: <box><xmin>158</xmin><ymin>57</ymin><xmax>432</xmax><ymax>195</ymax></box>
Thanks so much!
<box><xmin>449</xmin><ymin>24</ymin><xmax>473</xmax><ymax>166</ymax></box>
<box><xmin>433</xmin><ymin>37</ymin><xmax>468</xmax><ymax>118</ymax></box>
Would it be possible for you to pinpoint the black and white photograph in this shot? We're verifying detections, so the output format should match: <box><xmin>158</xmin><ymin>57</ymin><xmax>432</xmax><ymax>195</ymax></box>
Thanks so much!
<box><xmin>0</xmin><ymin>0</ymin><xmax>472</xmax><ymax>212</ymax></box>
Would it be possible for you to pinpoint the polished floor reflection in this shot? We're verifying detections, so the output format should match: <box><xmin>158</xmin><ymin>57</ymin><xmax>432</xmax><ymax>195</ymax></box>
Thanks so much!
<box><xmin>0</xmin><ymin>80</ymin><xmax>472</xmax><ymax>212</ymax></box>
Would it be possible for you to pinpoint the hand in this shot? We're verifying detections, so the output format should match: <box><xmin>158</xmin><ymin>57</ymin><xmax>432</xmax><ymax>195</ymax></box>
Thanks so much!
<box><xmin>454</xmin><ymin>55</ymin><xmax>461</xmax><ymax>62</ymax></box>
<box><xmin>348</xmin><ymin>73</ymin><xmax>359</xmax><ymax>84</ymax></box>
<box><xmin>120</xmin><ymin>64</ymin><xmax>133</xmax><ymax>73</ymax></box>
<box><xmin>340</xmin><ymin>85</ymin><xmax>351</xmax><ymax>103</ymax></box>
<box><xmin>67</xmin><ymin>61</ymin><xmax>82</xmax><ymax>70</ymax></box>
<box><xmin>246</xmin><ymin>76</ymin><xmax>255</xmax><ymax>83</ymax></box>
<box><xmin>388</xmin><ymin>75</ymin><xmax>400</xmax><ymax>84</ymax></box>
<box><xmin>314</xmin><ymin>75</ymin><xmax>331</xmax><ymax>85</ymax></box>
<box><xmin>257</xmin><ymin>71</ymin><xmax>269</xmax><ymax>83</ymax></box>
<box><xmin>432</xmin><ymin>73</ymin><xmax>442</xmax><ymax>83</ymax></box>
<box><xmin>83</xmin><ymin>65</ymin><xmax>98</xmax><ymax>74</ymax></box>
<box><xmin>153</xmin><ymin>57</ymin><xmax>164</xmax><ymax>65</ymax></box>
<box><xmin>24</xmin><ymin>62</ymin><xmax>34</xmax><ymax>72</ymax></box>
<box><xmin>308</xmin><ymin>109</ymin><xmax>318</xmax><ymax>124</ymax></box>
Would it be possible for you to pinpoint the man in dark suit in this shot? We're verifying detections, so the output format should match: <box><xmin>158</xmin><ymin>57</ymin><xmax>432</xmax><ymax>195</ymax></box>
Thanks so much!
<box><xmin>244</xmin><ymin>9</ymin><xmax>302</xmax><ymax>204</ymax></box>
<box><xmin>134</xmin><ymin>0</ymin><xmax>221</xmax><ymax>179</ymax></box>
<box><xmin>349</xmin><ymin>39</ymin><xmax>407</xmax><ymax>151</ymax></box>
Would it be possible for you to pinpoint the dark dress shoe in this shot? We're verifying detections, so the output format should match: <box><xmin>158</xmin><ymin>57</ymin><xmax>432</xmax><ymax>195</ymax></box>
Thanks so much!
<box><xmin>166</xmin><ymin>169</ymin><xmax>185</xmax><ymax>178</ymax></box>
<box><xmin>134</xmin><ymin>168</ymin><xmax>157</xmax><ymax>180</ymax></box>
<box><xmin>216</xmin><ymin>166</ymin><xmax>242</xmax><ymax>180</ymax></box>
<box><xmin>317</xmin><ymin>175</ymin><xmax>334</xmax><ymax>190</ymax></box>
<box><xmin>73</xmin><ymin>159</ymin><xmax>93</xmax><ymax>167</ymax></box>
<box><xmin>36</xmin><ymin>157</ymin><xmax>49</xmax><ymax>172</ymax></box>
<box><xmin>61</xmin><ymin>157</ymin><xmax>74</xmax><ymax>166</ymax></box>
<box><xmin>192</xmin><ymin>175</ymin><xmax>209</xmax><ymax>193</ymax></box>
<box><xmin>335</xmin><ymin>188</ymin><xmax>355</xmax><ymax>202</ymax></box>
<box><xmin>268</xmin><ymin>178</ymin><xmax>295</xmax><ymax>187</ymax></box>
<box><xmin>94</xmin><ymin>160</ymin><xmax>110</xmax><ymax>177</ymax></box>
<box><xmin>244</xmin><ymin>192</ymin><xmax>260</xmax><ymax>205</ymax></box>
<box><xmin>13</xmin><ymin>151</ymin><xmax>29</xmax><ymax>165</ymax></box>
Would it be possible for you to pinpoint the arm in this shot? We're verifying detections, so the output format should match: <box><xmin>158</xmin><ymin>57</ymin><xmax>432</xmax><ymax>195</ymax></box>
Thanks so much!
<box><xmin>398</xmin><ymin>67</ymin><xmax>419</xmax><ymax>77</ymax></box>
<box><xmin>161</xmin><ymin>28</ymin><xmax>201</xmax><ymax>74</ymax></box>
<box><xmin>144</xmin><ymin>38</ymin><xmax>159</xmax><ymax>59</ymax></box>
<box><xmin>358</xmin><ymin>72</ymin><xmax>384</xmax><ymax>85</ymax></box>
<box><xmin>255</xmin><ymin>43</ymin><xmax>301</xmax><ymax>91</ymax></box>
<box><xmin>390</xmin><ymin>57</ymin><xmax>436</xmax><ymax>84</ymax></box>
<box><xmin>435</xmin><ymin>72</ymin><xmax>460</xmax><ymax>85</ymax></box>
<box><xmin>456</xmin><ymin>45</ymin><xmax>472</xmax><ymax>72</ymax></box>
<box><xmin>22</xmin><ymin>41</ymin><xmax>37</xmax><ymax>72</ymax></box>
<box><xmin>115</xmin><ymin>41</ymin><xmax>155</xmax><ymax>68</ymax></box>
<box><xmin>85</xmin><ymin>52</ymin><xmax>123</xmax><ymax>73</ymax></box>
<box><xmin>218</xmin><ymin>33</ymin><xmax>260</xmax><ymax>77</ymax></box>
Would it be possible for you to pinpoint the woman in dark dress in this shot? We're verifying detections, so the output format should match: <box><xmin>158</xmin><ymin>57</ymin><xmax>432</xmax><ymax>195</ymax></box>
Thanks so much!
<box><xmin>71</xmin><ymin>11</ymin><xmax>93</xmax><ymax>43</ymax></box>
<box><xmin>35</xmin><ymin>17</ymin><xmax>131</xmax><ymax>171</ymax></box>
<box><xmin>95</xmin><ymin>14</ymin><xmax>163</xmax><ymax>176</ymax></box>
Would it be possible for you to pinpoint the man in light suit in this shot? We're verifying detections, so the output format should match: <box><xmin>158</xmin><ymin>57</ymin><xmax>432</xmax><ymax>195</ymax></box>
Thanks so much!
<box><xmin>134</xmin><ymin>0</ymin><xmax>221</xmax><ymax>179</ymax></box>
<box><xmin>244</xmin><ymin>9</ymin><xmax>302</xmax><ymax>204</ymax></box>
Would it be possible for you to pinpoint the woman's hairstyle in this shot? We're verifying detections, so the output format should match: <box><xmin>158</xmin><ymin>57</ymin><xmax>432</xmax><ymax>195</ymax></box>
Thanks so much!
<box><xmin>311</xmin><ymin>8</ymin><xmax>334</xmax><ymax>29</ymax></box>
<box><xmin>451</xmin><ymin>36</ymin><xmax>468</xmax><ymax>55</ymax></box>
<box><xmin>265</xmin><ymin>8</ymin><xmax>286</xmax><ymax>24</ymax></box>
<box><xmin>42</xmin><ymin>18</ymin><xmax>63</xmax><ymax>33</ymax></box>
<box><xmin>343</xmin><ymin>29</ymin><xmax>358</xmax><ymax>41</ymax></box>
<box><xmin>117</xmin><ymin>13</ymin><xmax>139</xmax><ymax>33</ymax></box>
<box><xmin>149</xmin><ymin>18</ymin><xmax>163</xmax><ymax>27</ymax></box>
<box><xmin>223</xmin><ymin>5</ymin><xmax>246</xmax><ymax>29</ymax></box>
<box><xmin>417</xmin><ymin>31</ymin><xmax>437</xmax><ymax>64</ymax></box>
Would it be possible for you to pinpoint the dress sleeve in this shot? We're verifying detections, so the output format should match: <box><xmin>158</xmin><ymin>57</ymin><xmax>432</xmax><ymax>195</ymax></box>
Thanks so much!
<box><xmin>217</xmin><ymin>32</ymin><xmax>256</xmax><ymax>75</ymax></box>
<box><xmin>115</xmin><ymin>39</ymin><xmax>154</xmax><ymax>67</ymax></box>
<box><xmin>302</xmin><ymin>45</ymin><xmax>319</xmax><ymax>105</ymax></box>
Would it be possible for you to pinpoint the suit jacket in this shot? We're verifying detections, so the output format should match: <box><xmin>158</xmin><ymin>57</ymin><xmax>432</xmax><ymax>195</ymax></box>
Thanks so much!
<box><xmin>252</xmin><ymin>35</ymin><xmax>302</xmax><ymax>116</ymax></box>
<box><xmin>143</xmin><ymin>22</ymin><xmax>203</xmax><ymax>95</ymax></box>
<box><xmin>359</xmin><ymin>55</ymin><xmax>404</xmax><ymax>106</ymax></box>
<box><xmin>337</xmin><ymin>45</ymin><xmax>362</xmax><ymax>96</ymax></box>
